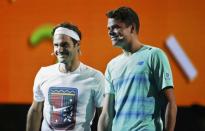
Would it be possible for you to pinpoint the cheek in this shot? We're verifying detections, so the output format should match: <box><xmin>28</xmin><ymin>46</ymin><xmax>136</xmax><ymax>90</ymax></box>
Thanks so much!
<box><xmin>67</xmin><ymin>49</ymin><xmax>75</xmax><ymax>55</ymax></box>
<box><xmin>73</xmin><ymin>49</ymin><xmax>78</xmax><ymax>55</ymax></box>
<box><xmin>118</xmin><ymin>30</ymin><xmax>126</xmax><ymax>37</ymax></box>
<box><xmin>123</xmin><ymin>31</ymin><xmax>131</xmax><ymax>38</ymax></box>
<box><xmin>53</xmin><ymin>48</ymin><xmax>58</xmax><ymax>55</ymax></box>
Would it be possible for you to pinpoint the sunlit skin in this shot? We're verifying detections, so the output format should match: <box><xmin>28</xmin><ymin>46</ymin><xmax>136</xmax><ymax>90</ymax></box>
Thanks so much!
<box><xmin>53</xmin><ymin>34</ymin><xmax>80</xmax><ymax>72</ymax></box>
<box><xmin>107</xmin><ymin>18</ymin><xmax>142</xmax><ymax>53</ymax></box>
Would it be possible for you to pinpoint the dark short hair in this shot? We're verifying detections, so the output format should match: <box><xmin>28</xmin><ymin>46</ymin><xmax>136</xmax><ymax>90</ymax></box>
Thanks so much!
<box><xmin>106</xmin><ymin>7</ymin><xmax>140</xmax><ymax>34</ymax></box>
<box><xmin>52</xmin><ymin>22</ymin><xmax>82</xmax><ymax>44</ymax></box>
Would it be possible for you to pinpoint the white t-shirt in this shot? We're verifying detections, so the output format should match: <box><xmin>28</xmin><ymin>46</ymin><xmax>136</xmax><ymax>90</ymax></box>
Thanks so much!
<box><xmin>33</xmin><ymin>62</ymin><xmax>104</xmax><ymax>131</ymax></box>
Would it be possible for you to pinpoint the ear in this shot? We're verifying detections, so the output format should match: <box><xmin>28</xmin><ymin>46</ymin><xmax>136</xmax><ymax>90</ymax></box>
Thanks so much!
<box><xmin>74</xmin><ymin>42</ymin><xmax>80</xmax><ymax>47</ymax></box>
<box><xmin>75</xmin><ymin>42</ymin><xmax>81</xmax><ymax>53</ymax></box>
<box><xmin>78</xmin><ymin>47</ymin><xmax>82</xmax><ymax>54</ymax></box>
<box><xmin>130</xmin><ymin>24</ymin><xmax>135</xmax><ymax>33</ymax></box>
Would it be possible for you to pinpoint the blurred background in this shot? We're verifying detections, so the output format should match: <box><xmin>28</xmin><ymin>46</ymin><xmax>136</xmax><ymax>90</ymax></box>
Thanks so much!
<box><xmin>0</xmin><ymin>0</ymin><xmax>205</xmax><ymax>130</ymax></box>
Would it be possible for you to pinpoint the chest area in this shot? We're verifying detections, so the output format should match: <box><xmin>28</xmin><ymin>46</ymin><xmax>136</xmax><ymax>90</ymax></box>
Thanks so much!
<box><xmin>110</xmin><ymin>55</ymin><xmax>150</xmax><ymax>81</ymax></box>
<box><xmin>40</xmin><ymin>74</ymin><xmax>97</xmax><ymax>100</ymax></box>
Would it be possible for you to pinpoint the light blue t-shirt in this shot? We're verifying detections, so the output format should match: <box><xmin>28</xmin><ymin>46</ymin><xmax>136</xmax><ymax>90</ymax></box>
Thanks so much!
<box><xmin>105</xmin><ymin>45</ymin><xmax>174</xmax><ymax>131</ymax></box>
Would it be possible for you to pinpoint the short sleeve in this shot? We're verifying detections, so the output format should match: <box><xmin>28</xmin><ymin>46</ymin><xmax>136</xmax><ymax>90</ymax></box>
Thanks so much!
<box><xmin>151</xmin><ymin>48</ymin><xmax>174</xmax><ymax>91</ymax></box>
<box><xmin>104</xmin><ymin>65</ymin><xmax>115</xmax><ymax>94</ymax></box>
<box><xmin>33</xmin><ymin>68</ymin><xmax>45</xmax><ymax>102</ymax></box>
<box><xmin>93</xmin><ymin>72</ymin><xmax>105</xmax><ymax>107</ymax></box>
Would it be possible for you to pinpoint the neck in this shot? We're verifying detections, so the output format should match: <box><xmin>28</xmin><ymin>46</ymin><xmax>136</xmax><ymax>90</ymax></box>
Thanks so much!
<box><xmin>123</xmin><ymin>36</ymin><xmax>143</xmax><ymax>54</ymax></box>
<box><xmin>59</xmin><ymin>59</ymin><xmax>80</xmax><ymax>73</ymax></box>
<box><xmin>131</xmin><ymin>39</ymin><xmax>143</xmax><ymax>53</ymax></box>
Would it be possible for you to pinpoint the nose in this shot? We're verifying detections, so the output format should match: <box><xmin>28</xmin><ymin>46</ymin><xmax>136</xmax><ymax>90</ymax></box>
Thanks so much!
<box><xmin>108</xmin><ymin>29</ymin><xmax>116</xmax><ymax>37</ymax></box>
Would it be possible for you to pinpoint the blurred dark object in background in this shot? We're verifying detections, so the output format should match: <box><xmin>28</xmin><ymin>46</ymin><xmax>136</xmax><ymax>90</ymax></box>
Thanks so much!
<box><xmin>175</xmin><ymin>104</ymin><xmax>205</xmax><ymax>131</ymax></box>
<box><xmin>0</xmin><ymin>104</ymin><xmax>30</xmax><ymax>131</ymax></box>
<box><xmin>0</xmin><ymin>104</ymin><xmax>205</xmax><ymax>131</ymax></box>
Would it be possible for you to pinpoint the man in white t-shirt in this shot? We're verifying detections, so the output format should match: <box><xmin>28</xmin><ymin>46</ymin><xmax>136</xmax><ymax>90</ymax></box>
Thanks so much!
<box><xmin>26</xmin><ymin>22</ymin><xmax>104</xmax><ymax>131</ymax></box>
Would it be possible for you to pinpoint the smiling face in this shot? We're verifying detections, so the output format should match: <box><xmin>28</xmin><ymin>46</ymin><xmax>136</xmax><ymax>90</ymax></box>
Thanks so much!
<box><xmin>53</xmin><ymin>34</ymin><xmax>79</xmax><ymax>64</ymax></box>
<box><xmin>107</xmin><ymin>18</ymin><xmax>133</xmax><ymax>48</ymax></box>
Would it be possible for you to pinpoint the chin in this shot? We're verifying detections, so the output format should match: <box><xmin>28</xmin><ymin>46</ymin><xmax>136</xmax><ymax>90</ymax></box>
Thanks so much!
<box><xmin>59</xmin><ymin>60</ymin><xmax>65</xmax><ymax>63</ymax></box>
<box><xmin>57</xmin><ymin>59</ymin><xmax>65</xmax><ymax>63</ymax></box>
<box><xmin>112</xmin><ymin>41</ymin><xmax>119</xmax><ymax>46</ymax></box>
<box><xmin>112</xmin><ymin>41</ymin><xmax>122</xmax><ymax>48</ymax></box>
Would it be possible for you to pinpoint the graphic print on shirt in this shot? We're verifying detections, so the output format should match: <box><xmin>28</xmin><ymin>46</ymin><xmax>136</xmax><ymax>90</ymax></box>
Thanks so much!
<box><xmin>48</xmin><ymin>87</ymin><xmax>78</xmax><ymax>130</ymax></box>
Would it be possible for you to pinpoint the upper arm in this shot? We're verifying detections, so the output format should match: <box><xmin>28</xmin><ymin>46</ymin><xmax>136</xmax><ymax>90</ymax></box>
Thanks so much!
<box><xmin>151</xmin><ymin>49</ymin><xmax>174</xmax><ymax>91</ymax></box>
<box><xmin>30</xmin><ymin>100</ymin><xmax>44</xmax><ymax>112</ymax></box>
<box><xmin>160</xmin><ymin>87</ymin><xmax>177</xmax><ymax>122</ymax></box>
<box><xmin>93</xmin><ymin>72</ymin><xmax>105</xmax><ymax>108</ymax></box>
<box><xmin>101</xmin><ymin>94</ymin><xmax>115</xmax><ymax>118</ymax></box>
<box><xmin>162</xmin><ymin>87</ymin><xmax>176</xmax><ymax>104</ymax></box>
<box><xmin>26</xmin><ymin>100</ymin><xmax>44</xmax><ymax>131</ymax></box>
<box><xmin>33</xmin><ymin>67</ymin><xmax>45</xmax><ymax>102</ymax></box>
<box><xmin>96</xmin><ymin>107</ymin><xmax>103</xmax><ymax>118</ymax></box>
<box><xmin>98</xmin><ymin>94</ymin><xmax>114</xmax><ymax>131</ymax></box>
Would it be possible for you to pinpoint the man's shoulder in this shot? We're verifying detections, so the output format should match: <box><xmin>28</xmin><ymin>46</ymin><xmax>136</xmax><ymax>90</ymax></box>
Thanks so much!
<box><xmin>38</xmin><ymin>64</ymin><xmax>58</xmax><ymax>75</ymax></box>
<box><xmin>142</xmin><ymin>45</ymin><xmax>169</xmax><ymax>65</ymax></box>
<box><xmin>142</xmin><ymin>44</ymin><xmax>159</xmax><ymax>52</ymax></box>
<box><xmin>142</xmin><ymin>45</ymin><xmax>165</xmax><ymax>56</ymax></box>
<box><xmin>107</xmin><ymin>53</ymin><xmax>124</xmax><ymax>66</ymax></box>
<box><xmin>81</xmin><ymin>63</ymin><xmax>104</xmax><ymax>80</ymax></box>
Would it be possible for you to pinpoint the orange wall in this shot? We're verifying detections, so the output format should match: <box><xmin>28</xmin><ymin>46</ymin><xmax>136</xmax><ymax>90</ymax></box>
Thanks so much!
<box><xmin>0</xmin><ymin>0</ymin><xmax>205</xmax><ymax>105</ymax></box>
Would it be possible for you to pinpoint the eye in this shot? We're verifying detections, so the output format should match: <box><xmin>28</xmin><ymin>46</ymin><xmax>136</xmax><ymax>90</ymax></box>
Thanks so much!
<box><xmin>62</xmin><ymin>42</ymin><xmax>72</xmax><ymax>48</ymax></box>
<box><xmin>54</xmin><ymin>43</ymin><xmax>58</xmax><ymax>47</ymax></box>
<box><xmin>113</xmin><ymin>25</ymin><xmax>120</xmax><ymax>30</ymax></box>
<box><xmin>65</xmin><ymin>42</ymin><xmax>70</xmax><ymax>47</ymax></box>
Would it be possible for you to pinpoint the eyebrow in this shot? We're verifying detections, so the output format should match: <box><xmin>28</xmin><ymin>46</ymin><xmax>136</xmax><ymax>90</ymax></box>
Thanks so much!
<box><xmin>108</xmin><ymin>23</ymin><xmax>120</xmax><ymax>28</ymax></box>
<box><xmin>53</xmin><ymin>41</ymin><xmax>69</xmax><ymax>46</ymax></box>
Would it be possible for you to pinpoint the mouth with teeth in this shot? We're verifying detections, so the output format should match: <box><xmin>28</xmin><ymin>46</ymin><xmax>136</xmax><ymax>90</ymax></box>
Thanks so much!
<box><xmin>111</xmin><ymin>37</ymin><xmax>117</xmax><ymax>41</ymax></box>
<box><xmin>111</xmin><ymin>35</ymin><xmax>124</xmax><ymax>41</ymax></box>
<box><xmin>57</xmin><ymin>52</ymin><xmax>69</xmax><ymax>56</ymax></box>
<box><xmin>111</xmin><ymin>35</ymin><xmax>120</xmax><ymax>39</ymax></box>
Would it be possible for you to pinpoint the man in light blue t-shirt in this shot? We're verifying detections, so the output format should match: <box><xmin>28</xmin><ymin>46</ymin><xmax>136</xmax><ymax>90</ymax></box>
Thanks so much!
<box><xmin>98</xmin><ymin>7</ymin><xmax>177</xmax><ymax>131</ymax></box>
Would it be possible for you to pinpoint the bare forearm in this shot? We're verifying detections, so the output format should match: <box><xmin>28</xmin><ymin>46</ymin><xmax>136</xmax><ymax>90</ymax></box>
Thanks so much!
<box><xmin>98</xmin><ymin>113</ymin><xmax>112</xmax><ymax>131</ymax></box>
<box><xmin>165</xmin><ymin>102</ymin><xmax>177</xmax><ymax>131</ymax></box>
<box><xmin>98</xmin><ymin>94</ymin><xmax>114</xmax><ymax>131</ymax></box>
<box><xmin>26</xmin><ymin>108</ymin><xmax>42</xmax><ymax>131</ymax></box>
